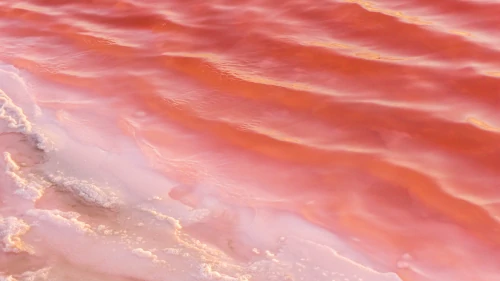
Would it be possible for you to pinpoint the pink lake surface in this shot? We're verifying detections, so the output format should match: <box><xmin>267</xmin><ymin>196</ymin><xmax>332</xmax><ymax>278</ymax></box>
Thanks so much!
<box><xmin>1</xmin><ymin>1</ymin><xmax>500</xmax><ymax>281</ymax></box>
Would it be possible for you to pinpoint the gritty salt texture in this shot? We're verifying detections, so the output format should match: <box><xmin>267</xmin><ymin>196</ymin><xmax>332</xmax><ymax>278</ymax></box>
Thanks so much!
<box><xmin>0</xmin><ymin>216</ymin><xmax>33</xmax><ymax>254</ymax></box>
<box><xmin>131</xmin><ymin>248</ymin><xmax>165</xmax><ymax>264</ymax></box>
<box><xmin>0</xmin><ymin>89</ymin><xmax>51</xmax><ymax>151</ymax></box>
<box><xmin>0</xmin><ymin>89</ymin><xmax>32</xmax><ymax>133</ymax></box>
<box><xmin>46</xmin><ymin>173</ymin><xmax>119</xmax><ymax>208</ymax></box>
<box><xmin>4</xmin><ymin>152</ymin><xmax>47</xmax><ymax>201</ymax></box>
<box><xmin>137</xmin><ymin>205</ymin><xmax>182</xmax><ymax>230</ymax></box>
<box><xmin>200</xmin><ymin>263</ymin><xmax>250</xmax><ymax>281</ymax></box>
<box><xmin>26</xmin><ymin>209</ymin><xmax>92</xmax><ymax>234</ymax></box>
<box><xmin>0</xmin><ymin>267</ymin><xmax>50</xmax><ymax>281</ymax></box>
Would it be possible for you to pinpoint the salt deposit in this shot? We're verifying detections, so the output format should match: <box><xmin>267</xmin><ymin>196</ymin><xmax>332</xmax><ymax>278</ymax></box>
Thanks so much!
<box><xmin>0</xmin><ymin>216</ymin><xmax>33</xmax><ymax>254</ymax></box>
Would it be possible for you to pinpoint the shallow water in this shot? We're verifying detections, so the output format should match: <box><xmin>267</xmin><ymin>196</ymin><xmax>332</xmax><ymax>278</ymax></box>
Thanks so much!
<box><xmin>1</xmin><ymin>1</ymin><xmax>500</xmax><ymax>281</ymax></box>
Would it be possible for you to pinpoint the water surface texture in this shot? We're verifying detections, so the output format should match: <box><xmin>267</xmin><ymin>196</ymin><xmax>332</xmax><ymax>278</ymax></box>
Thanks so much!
<box><xmin>1</xmin><ymin>1</ymin><xmax>500</xmax><ymax>281</ymax></box>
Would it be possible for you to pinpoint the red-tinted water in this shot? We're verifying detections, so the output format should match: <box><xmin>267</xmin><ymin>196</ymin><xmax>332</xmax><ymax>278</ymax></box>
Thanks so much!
<box><xmin>1</xmin><ymin>1</ymin><xmax>500</xmax><ymax>281</ymax></box>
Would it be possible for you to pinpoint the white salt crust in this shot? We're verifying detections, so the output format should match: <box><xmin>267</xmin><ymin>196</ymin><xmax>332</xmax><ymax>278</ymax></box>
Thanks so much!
<box><xmin>1</xmin><ymin>86</ymin><xmax>115</xmax><ymax>207</ymax></box>
<box><xmin>137</xmin><ymin>205</ymin><xmax>182</xmax><ymax>230</ymax></box>
<box><xmin>4</xmin><ymin>152</ymin><xmax>47</xmax><ymax>201</ymax></box>
<box><xmin>46</xmin><ymin>173</ymin><xmax>120</xmax><ymax>208</ymax></box>
<box><xmin>0</xmin><ymin>216</ymin><xmax>33</xmax><ymax>254</ymax></box>
<box><xmin>4</xmin><ymin>151</ymin><xmax>119</xmax><ymax>208</ymax></box>
<box><xmin>131</xmin><ymin>248</ymin><xmax>165</xmax><ymax>264</ymax></box>
<box><xmin>200</xmin><ymin>263</ymin><xmax>247</xmax><ymax>281</ymax></box>
<box><xmin>0</xmin><ymin>267</ymin><xmax>50</xmax><ymax>281</ymax></box>
<box><xmin>0</xmin><ymin>89</ymin><xmax>51</xmax><ymax>152</ymax></box>
<box><xmin>26</xmin><ymin>209</ymin><xmax>93</xmax><ymax>234</ymax></box>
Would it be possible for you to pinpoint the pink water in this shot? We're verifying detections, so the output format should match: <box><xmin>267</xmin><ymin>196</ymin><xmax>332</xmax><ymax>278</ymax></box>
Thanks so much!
<box><xmin>1</xmin><ymin>1</ymin><xmax>500</xmax><ymax>281</ymax></box>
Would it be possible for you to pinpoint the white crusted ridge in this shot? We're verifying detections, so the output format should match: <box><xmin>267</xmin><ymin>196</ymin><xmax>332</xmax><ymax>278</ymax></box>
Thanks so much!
<box><xmin>200</xmin><ymin>264</ymin><xmax>251</xmax><ymax>281</ymax></box>
<box><xmin>0</xmin><ymin>89</ymin><xmax>32</xmax><ymax>133</ymax></box>
<box><xmin>19</xmin><ymin>267</ymin><xmax>50</xmax><ymax>281</ymax></box>
<box><xmin>26</xmin><ymin>209</ymin><xmax>93</xmax><ymax>234</ymax></box>
<box><xmin>0</xmin><ymin>89</ymin><xmax>51</xmax><ymax>151</ymax></box>
<box><xmin>4</xmin><ymin>151</ymin><xmax>120</xmax><ymax>207</ymax></box>
<box><xmin>46</xmin><ymin>173</ymin><xmax>119</xmax><ymax>208</ymax></box>
<box><xmin>4</xmin><ymin>152</ymin><xmax>48</xmax><ymax>201</ymax></box>
<box><xmin>137</xmin><ymin>206</ymin><xmax>182</xmax><ymax>230</ymax></box>
<box><xmin>0</xmin><ymin>216</ymin><xmax>33</xmax><ymax>254</ymax></box>
<box><xmin>132</xmin><ymin>248</ymin><xmax>165</xmax><ymax>264</ymax></box>
<box><xmin>0</xmin><ymin>267</ymin><xmax>50</xmax><ymax>281</ymax></box>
